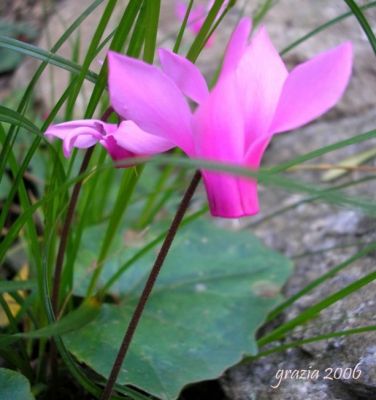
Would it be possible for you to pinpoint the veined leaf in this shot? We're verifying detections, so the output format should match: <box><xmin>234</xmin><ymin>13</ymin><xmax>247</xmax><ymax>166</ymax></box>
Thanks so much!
<box><xmin>66</xmin><ymin>220</ymin><xmax>292</xmax><ymax>400</ymax></box>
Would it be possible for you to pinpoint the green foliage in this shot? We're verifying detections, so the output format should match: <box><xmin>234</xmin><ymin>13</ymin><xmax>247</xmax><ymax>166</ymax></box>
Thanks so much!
<box><xmin>65</xmin><ymin>220</ymin><xmax>292</xmax><ymax>399</ymax></box>
<box><xmin>0</xmin><ymin>300</ymin><xmax>100</xmax><ymax>348</ymax></box>
<box><xmin>0</xmin><ymin>19</ymin><xmax>37</xmax><ymax>73</ymax></box>
<box><xmin>0</xmin><ymin>368</ymin><xmax>35</xmax><ymax>400</ymax></box>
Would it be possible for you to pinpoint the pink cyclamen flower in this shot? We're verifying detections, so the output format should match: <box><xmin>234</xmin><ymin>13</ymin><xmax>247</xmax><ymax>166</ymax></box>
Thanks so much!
<box><xmin>176</xmin><ymin>0</ymin><xmax>228</xmax><ymax>46</ymax></box>
<box><xmin>107</xmin><ymin>17</ymin><xmax>352</xmax><ymax>218</ymax></box>
<box><xmin>44</xmin><ymin>119</ymin><xmax>174</xmax><ymax>162</ymax></box>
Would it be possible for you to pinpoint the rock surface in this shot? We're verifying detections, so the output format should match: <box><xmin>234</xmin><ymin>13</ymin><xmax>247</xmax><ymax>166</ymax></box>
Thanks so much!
<box><xmin>222</xmin><ymin>202</ymin><xmax>376</xmax><ymax>399</ymax></box>
<box><xmin>219</xmin><ymin>1</ymin><xmax>376</xmax><ymax>399</ymax></box>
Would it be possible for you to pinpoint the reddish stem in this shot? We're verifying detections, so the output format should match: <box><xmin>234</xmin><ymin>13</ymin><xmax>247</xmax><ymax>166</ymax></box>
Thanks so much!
<box><xmin>100</xmin><ymin>171</ymin><xmax>201</xmax><ymax>400</ymax></box>
<box><xmin>51</xmin><ymin>106</ymin><xmax>113</xmax><ymax>314</ymax></box>
<box><xmin>49</xmin><ymin>107</ymin><xmax>113</xmax><ymax>394</ymax></box>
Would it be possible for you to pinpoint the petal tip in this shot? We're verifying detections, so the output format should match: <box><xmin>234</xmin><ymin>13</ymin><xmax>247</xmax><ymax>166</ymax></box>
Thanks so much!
<box><xmin>62</xmin><ymin>140</ymin><xmax>72</xmax><ymax>158</ymax></box>
<box><xmin>339</xmin><ymin>41</ymin><xmax>354</xmax><ymax>64</ymax></box>
<box><xmin>157</xmin><ymin>47</ymin><xmax>171</xmax><ymax>61</ymax></box>
<box><xmin>239</xmin><ymin>16</ymin><xmax>252</xmax><ymax>29</ymax></box>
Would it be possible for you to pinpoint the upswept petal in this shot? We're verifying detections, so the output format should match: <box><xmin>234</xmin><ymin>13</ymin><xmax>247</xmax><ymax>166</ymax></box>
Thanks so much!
<box><xmin>107</xmin><ymin>51</ymin><xmax>194</xmax><ymax>155</ymax></box>
<box><xmin>193</xmin><ymin>73</ymin><xmax>245</xmax><ymax>162</ymax></box>
<box><xmin>220</xmin><ymin>17</ymin><xmax>252</xmax><ymax>78</ymax></box>
<box><xmin>111</xmin><ymin>120</ymin><xmax>175</xmax><ymax>155</ymax></box>
<box><xmin>235</xmin><ymin>26</ymin><xmax>288</xmax><ymax>147</ymax></box>
<box><xmin>158</xmin><ymin>49</ymin><xmax>209</xmax><ymax>104</ymax></box>
<box><xmin>270</xmin><ymin>42</ymin><xmax>353</xmax><ymax>134</ymax></box>
<box><xmin>44</xmin><ymin>120</ymin><xmax>117</xmax><ymax>157</ymax></box>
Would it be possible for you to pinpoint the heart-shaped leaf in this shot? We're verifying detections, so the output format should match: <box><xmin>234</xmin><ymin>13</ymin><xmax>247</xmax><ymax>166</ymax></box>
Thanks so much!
<box><xmin>0</xmin><ymin>368</ymin><xmax>34</xmax><ymax>400</ymax></box>
<box><xmin>65</xmin><ymin>220</ymin><xmax>292</xmax><ymax>399</ymax></box>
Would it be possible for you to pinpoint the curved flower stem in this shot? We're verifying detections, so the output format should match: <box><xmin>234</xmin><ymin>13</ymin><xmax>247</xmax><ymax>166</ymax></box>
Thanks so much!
<box><xmin>51</xmin><ymin>106</ymin><xmax>113</xmax><ymax>315</ymax></box>
<box><xmin>100</xmin><ymin>170</ymin><xmax>202</xmax><ymax>400</ymax></box>
<box><xmin>50</xmin><ymin>146</ymin><xmax>94</xmax><ymax>315</ymax></box>
<box><xmin>49</xmin><ymin>107</ymin><xmax>113</xmax><ymax>393</ymax></box>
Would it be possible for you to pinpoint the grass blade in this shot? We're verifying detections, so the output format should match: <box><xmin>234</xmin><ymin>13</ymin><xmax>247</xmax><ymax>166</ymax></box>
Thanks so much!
<box><xmin>258</xmin><ymin>269</ymin><xmax>376</xmax><ymax>346</ymax></box>
<box><xmin>343</xmin><ymin>0</ymin><xmax>376</xmax><ymax>54</ymax></box>
<box><xmin>281</xmin><ymin>1</ymin><xmax>376</xmax><ymax>55</ymax></box>
<box><xmin>0</xmin><ymin>36</ymin><xmax>98</xmax><ymax>83</ymax></box>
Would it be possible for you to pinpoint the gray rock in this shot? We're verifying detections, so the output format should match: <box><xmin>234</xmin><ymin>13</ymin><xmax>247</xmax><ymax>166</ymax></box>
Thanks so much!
<box><xmin>219</xmin><ymin>2</ymin><xmax>376</xmax><ymax>398</ymax></box>
<box><xmin>222</xmin><ymin>194</ymin><xmax>376</xmax><ymax>398</ymax></box>
<box><xmin>222</xmin><ymin>349</ymin><xmax>354</xmax><ymax>400</ymax></box>
<box><xmin>222</xmin><ymin>211</ymin><xmax>376</xmax><ymax>398</ymax></box>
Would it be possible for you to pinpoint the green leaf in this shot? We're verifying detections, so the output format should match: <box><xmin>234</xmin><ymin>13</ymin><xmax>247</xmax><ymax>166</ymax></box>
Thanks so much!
<box><xmin>281</xmin><ymin>1</ymin><xmax>376</xmax><ymax>55</ymax></box>
<box><xmin>0</xmin><ymin>299</ymin><xmax>100</xmax><ymax>347</ymax></box>
<box><xmin>65</xmin><ymin>220</ymin><xmax>292</xmax><ymax>399</ymax></box>
<box><xmin>0</xmin><ymin>36</ymin><xmax>98</xmax><ymax>83</ymax></box>
<box><xmin>0</xmin><ymin>105</ymin><xmax>41</xmax><ymax>135</ymax></box>
<box><xmin>258</xmin><ymin>268</ymin><xmax>376</xmax><ymax>347</ymax></box>
<box><xmin>0</xmin><ymin>368</ymin><xmax>34</xmax><ymax>400</ymax></box>
<box><xmin>186</xmin><ymin>0</ymin><xmax>226</xmax><ymax>62</ymax></box>
<box><xmin>143</xmin><ymin>0</ymin><xmax>160</xmax><ymax>63</ymax></box>
<box><xmin>256</xmin><ymin>325</ymin><xmax>376</xmax><ymax>359</ymax></box>
<box><xmin>343</xmin><ymin>0</ymin><xmax>376</xmax><ymax>55</ymax></box>
<box><xmin>0</xmin><ymin>280</ymin><xmax>36</xmax><ymax>294</ymax></box>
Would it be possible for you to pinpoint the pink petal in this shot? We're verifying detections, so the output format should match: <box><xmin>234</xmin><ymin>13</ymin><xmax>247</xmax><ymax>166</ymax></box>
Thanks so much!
<box><xmin>62</xmin><ymin>130</ymin><xmax>101</xmax><ymax>157</ymax></box>
<box><xmin>111</xmin><ymin>120</ymin><xmax>175</xmax><ymax>155</ymax></box>
<box><xmin>193</xmin><ymin>75</ymin><xmax>250</xmax><ymax>218</ymax></box>
<box><xmin>235</xmin><ymin>26</ymin><xmax>288</xmax><ymax>148</ymax></box>
<box><xmin>175</xmin><ymin>1</ymin><xmax>187</xmax><ymax>21</ymax></box>
<box><xmin>176</xmin><ymin>1</ymin><xmax>227</xmax><ymax>44</ymax></box>
<box><xmin>107</xmin><ymin>51</ymin><xmax>194</xmax><ymax>155</ymax></box>
<box><xmin>193</xmin><ymin>74</ymin><xmax>245</xmax><ymax>162</ymax></box>
<box><xmin>44</xmin><ymin>120</ymin><xmax>117</xmax><ymax>157</ymax></box>
<box><xmin>101</xmin><ymin>135</ymin><xmax>135</xmax><ymax>163</ymax></box>
<box><xmin>237</xmin><ymin>136</ymin><xmax>272</xmax><ymax>214</ymax></box>
<box><xmin>243</xmin><ymin>135</ymin><xmax>271</xmax><ymax>169</ymax></box>
<box><xmin>176</xmin><ymin>2</ymin><xmax>205</xmax><ymax>26</ymax></box>
<box><xmin>270</xmin><ymin>42</ymin><xmax>353</xmax><ymax>134</ymax></box>
<box><xmin>187</xmin><ymin>4</ymin><xmax>206</xmax><ymax>33</ymax></box>
<box><xmin>203</xmin><ymin>135</ymin><xmax>270</xmax><ymax>218</ymax></box>
<box><xmin>158</xmin><ymin>49</ymin><xmax>209</xmax><ymax>104</ymax></box>
<box><xmin>202</xmin><ymin>171</ymin><xmax>260</xmax><ymax>218</ymax></box>
<box><xmin>220</xmin><ymin>17</ymin><xmax>252</xmax><ymax>78</ymax></box>
<box><xmin>44</xmin><ymin>120</ymin><xmax>109</xmax><ymax>140</ymax></box>
<box><xmin>204</xmin><ymin>33</ymin><xmax>216</xmax><ymax>48</ymax></box>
